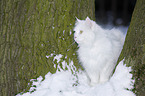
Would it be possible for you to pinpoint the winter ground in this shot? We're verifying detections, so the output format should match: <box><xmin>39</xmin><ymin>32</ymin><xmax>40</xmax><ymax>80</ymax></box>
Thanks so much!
<box><xmin>16</xmin><ymin>26</ymin><xmax>135</xmax><ymax>96</ymax></box>
<box><xmin>16</xmin><ymin>57</ymin><xmax>135</xmax><ymax>96</ymax></box>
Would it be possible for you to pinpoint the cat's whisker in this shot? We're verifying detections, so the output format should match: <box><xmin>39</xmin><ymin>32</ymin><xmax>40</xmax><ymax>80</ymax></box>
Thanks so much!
<box><xmin>66</xmin><ymin>41</ymin><xmax>76</xmax><ymax>51</ymax></box>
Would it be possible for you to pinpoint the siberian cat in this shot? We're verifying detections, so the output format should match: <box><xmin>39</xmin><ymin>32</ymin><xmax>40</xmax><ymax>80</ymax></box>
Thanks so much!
<box><xmin>74</xmin><ymin>17</ymin><xmax>125</xmax><ymax>86</ymax></box>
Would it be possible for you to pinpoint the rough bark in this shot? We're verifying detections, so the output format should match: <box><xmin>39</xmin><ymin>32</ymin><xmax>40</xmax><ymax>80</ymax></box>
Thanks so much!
<box><xmin>0</xmin><ymin>0</ymin><xmax>95</xmax><ymax>95</ymax></box>
<box><xmin>118</xmin><ymin>0</ymin><xmax>145</xmax><ymax>95</ymax></box>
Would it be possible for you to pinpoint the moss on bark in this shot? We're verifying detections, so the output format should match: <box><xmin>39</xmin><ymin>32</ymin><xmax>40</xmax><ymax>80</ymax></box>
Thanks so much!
<box><xmin>0</xmin><ymin>0</ymin><xmax>95</xmax><ymax>95</ymax></box>
<box><xmin>118</xmin><ymin>0</ymin><xmax>145</xmax><ymax>95</ymax></box>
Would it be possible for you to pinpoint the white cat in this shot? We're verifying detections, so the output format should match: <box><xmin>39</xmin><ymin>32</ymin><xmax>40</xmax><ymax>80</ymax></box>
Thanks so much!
<box><xmin>74</xmin><ymin>17</ymin><xmax>125</xmax><ymax>86</ymax></box>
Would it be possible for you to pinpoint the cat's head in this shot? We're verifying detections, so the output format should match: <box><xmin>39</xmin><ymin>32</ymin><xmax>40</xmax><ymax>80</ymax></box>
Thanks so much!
<box><xmin>73</xmin><ymin>17</ymin><xmax>96</xmax><ymax>47</ymax></box>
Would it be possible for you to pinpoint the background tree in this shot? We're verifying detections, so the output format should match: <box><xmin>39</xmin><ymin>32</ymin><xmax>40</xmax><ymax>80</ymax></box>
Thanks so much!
<box><xmin>118</xmin><ymin>0</ymin><xmax>145</xmax><ymax>95</ymax></box>
<box><xmin>0</xmin><ymin>0</ymin><xmax>95</xmax><ymax>95</ymax></box>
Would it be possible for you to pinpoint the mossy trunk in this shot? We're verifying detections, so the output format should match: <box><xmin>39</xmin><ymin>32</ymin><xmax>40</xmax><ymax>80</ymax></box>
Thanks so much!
<box><xmin>0</xmin><ymin>0</ymin><xmax>95</xmax><ymax>95</ymax></box>
<box><xmin>118</xmin><ymin>0</ymin><xmax>145</xmax><ymax>95</ymax></box>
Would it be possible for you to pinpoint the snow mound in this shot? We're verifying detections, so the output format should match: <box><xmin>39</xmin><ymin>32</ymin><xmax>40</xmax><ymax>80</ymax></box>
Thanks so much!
<box><xmin>16</xmin><ymin>60</ymin><xmax>135</xmax><ymax>96</ymax></box>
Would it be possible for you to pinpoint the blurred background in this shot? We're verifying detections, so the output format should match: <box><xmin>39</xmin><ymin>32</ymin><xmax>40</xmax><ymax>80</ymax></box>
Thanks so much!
<box><xmin>95</xmin><ymin>0</ymin><xmax>137</xmax><ymax>26</ymax></box>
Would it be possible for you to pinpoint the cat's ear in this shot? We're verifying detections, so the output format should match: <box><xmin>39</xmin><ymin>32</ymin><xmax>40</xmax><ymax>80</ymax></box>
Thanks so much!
<box><xmin>76</xmin><ymin>17</ymin><xmax>81</xmax><ymax>22</ymax></box>
<box><xmin>85</xmin><ymin>17</ymin><xmax>92</xmax><ymax>28</ymax></box>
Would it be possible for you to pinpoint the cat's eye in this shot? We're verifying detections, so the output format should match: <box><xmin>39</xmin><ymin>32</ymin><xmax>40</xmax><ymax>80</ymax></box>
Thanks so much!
<box><xmin>80</xmin><ymin>30</ymin><xmax>83</xmax><ymax>34</ymax></box>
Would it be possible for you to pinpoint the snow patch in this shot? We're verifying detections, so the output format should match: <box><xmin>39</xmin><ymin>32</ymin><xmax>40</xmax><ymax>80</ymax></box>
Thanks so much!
<box><xmin>46</xmin><ymin>53</ymin><xmax>53</xmax><ymax>58</ymax></box>
<box><xmin>16</xmin><ymin>60</ymin><xmax>135</xmax><ymax>96</ymax></box>
<box><xmin>53</xmin><ymin>54</ymin><xmax>63</xmax><ymax>63</ymax></box>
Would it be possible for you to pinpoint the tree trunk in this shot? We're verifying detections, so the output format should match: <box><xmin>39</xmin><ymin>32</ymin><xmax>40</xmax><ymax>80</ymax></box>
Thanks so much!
<box><xmin>0</xmin><ymin>0</ymin><xmax>95</xmax><ymax>95</ymax></box>
<box><xmin>118</xmin><ymin>0</ymin><xmax>145</xmax><ymax>95</ymax></box>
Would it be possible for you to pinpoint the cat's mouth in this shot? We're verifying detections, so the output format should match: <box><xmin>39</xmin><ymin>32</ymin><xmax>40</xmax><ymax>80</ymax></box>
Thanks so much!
<box><xmin>74</xmin><ymin>37</ymin><xmax>85</xmax><ymax>45</ymax></box>
<box><xmin>74</xmin><ymin>38</ymin><xmax>79</xmax><ymax>44</ymax></box>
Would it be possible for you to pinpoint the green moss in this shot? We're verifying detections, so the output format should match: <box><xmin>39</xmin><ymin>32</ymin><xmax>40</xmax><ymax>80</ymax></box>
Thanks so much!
<box><xmin>0</xmin><ymin>0</ymin><xmax>95</xmax><ymax>95</ymax></box>
<box><xmin>118</xmin><ymin>0</ymin><xmax>145</xmax><ymax>95</ymax></box>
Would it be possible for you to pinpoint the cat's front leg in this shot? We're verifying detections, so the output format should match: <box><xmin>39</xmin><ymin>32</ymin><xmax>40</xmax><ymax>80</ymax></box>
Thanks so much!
<box><xmin>86</xmin><ymin>69</ymin><xmax>100</xmax><ymax>86</ymax></box>
<box><xmin>99</xmin><ymin>60</ymin><xmax>115</xmax><ymax>83</ymax></box>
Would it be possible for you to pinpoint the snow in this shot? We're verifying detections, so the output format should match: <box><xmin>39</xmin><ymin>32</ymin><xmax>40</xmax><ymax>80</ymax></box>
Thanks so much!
<box><xmin>16</xmin><ymin>59</ymin><xmax>135</xmax><ymax>96</ymax></box>
<box><xmin>46</xmin><ymin>53</ymin><xmax>53</xmax><ymax>58</ymax></box>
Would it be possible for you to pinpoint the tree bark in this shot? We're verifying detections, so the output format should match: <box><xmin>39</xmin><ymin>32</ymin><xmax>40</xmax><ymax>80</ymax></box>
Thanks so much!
<box><xmin>118</xmin><ymin>0</ymin><xmax>145</xmax><ymax>95</ymax></box>
<box><xmin>0</xmin><ymin>0</ymin><xmax>95</xmax><ymax>95</ymax></box>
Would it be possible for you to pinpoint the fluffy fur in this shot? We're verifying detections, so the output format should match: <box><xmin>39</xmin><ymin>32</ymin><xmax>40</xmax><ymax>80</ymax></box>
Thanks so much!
<box><xmin>74</xmin><ymin>17</ymin><xmax>125</xmax><ymax>86</ymax></box>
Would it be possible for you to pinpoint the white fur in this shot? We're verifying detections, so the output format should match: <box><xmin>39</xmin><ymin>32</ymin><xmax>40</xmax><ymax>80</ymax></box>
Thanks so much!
<box><xmin>73</xmin><ymin>17</ymin><xmax>125</xmax><ymax>86</ymax></box>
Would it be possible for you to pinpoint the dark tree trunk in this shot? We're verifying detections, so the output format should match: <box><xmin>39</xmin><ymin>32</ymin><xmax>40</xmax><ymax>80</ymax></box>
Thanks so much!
<box><xmin>0</xmin><ymin>0</ymin><xmax>95</xmax><ymax>95</ymax></box>
<box><xmin>118</xmin><ymin>0</ymin><xmax>145</xmax><ymax>95</ymax></box>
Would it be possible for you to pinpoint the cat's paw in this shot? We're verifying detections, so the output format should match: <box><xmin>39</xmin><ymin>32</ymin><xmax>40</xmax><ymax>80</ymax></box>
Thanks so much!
<box><xmin>89</xmin><ymin>81</ymin><xmax>99</xmax><ymax>87</ymax></box>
